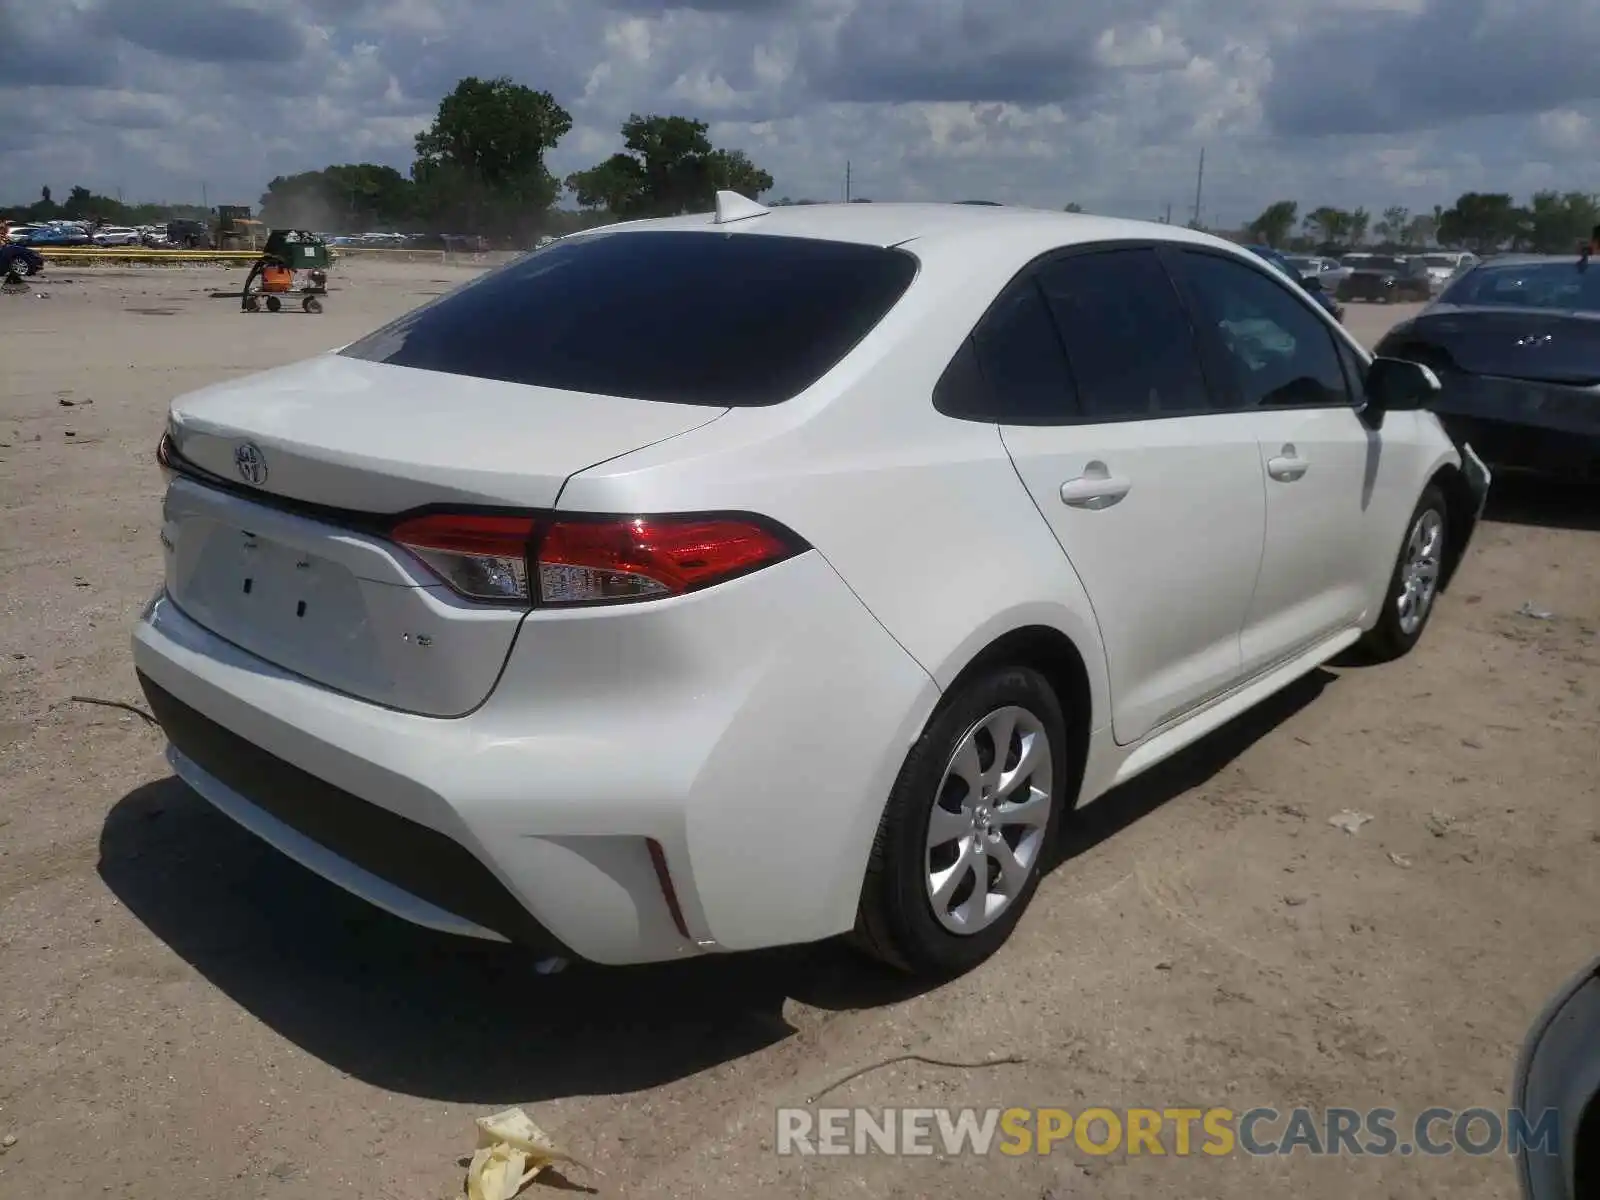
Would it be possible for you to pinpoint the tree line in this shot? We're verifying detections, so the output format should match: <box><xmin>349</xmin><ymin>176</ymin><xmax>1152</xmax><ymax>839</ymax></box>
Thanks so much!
<box><xmin>5</xmin><ymin>77</ymin><xmax>775</xmax><ymax>244</ymax></box>
<box><xmin>255</xmin><ymin>77</ymin><xmax>774</xmax><ymax>241</ymax></box>
<box><xmin>1245</xmin><ymin>191</ymin><xmax>1600</xmax><ymax>255</ymax></box>
<box><xmin>4</xmin><ymin>184</ymin><xmax>209</xmax><ymax>229</ymax></box>
<box><xmin>12</xmin><ymin>75</ymin><xmax>1596</xmax><ymax>254</ymax></box>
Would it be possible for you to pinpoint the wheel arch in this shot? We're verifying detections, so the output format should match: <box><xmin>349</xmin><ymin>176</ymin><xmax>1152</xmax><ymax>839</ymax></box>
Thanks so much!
<box><xmin>940</xmin><ymin>622</ymin><xmax>1097</xmax><ymax>810</ymax></box>
<box><xmin>1428</xmin><ymin>462</ymin><xmax>1478</xmax><ymax>592</ymax></box>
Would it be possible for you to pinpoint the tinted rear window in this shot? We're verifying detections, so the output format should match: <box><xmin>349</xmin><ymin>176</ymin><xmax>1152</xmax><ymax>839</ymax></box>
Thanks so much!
<box><xmin>339</xmin><ymin>230</ymin><xmax>918</xmax><ymax>406</ymax></box>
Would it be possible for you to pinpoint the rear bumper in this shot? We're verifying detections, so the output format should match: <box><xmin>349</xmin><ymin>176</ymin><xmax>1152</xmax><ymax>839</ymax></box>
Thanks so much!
<box><xmin>131</xmin><ymin>550</ymin><xmax>938</xmax><ymax>965</ymax></box>
<box><xmin>1436</xmin><ymin>414</ymin><xmax>1600</xmax><ymax>480</ymax></box>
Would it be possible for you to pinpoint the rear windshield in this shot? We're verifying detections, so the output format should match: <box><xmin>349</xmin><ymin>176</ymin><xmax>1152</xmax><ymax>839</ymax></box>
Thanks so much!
<box><xmin>1440</xmin><ymin>261</ymin><xmax>1600</xmax><ymax>312</ymax></box>
<box><xmin>340</xmin><ymin>230</ymin><xmax>919</xmax><ymax>406</ymax></box>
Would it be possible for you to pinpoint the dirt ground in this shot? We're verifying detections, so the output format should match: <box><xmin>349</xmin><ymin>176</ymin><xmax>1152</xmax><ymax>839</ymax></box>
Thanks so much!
<box><xmin>1</xmin><ymin>260</ymin><xmax>1597</xmax><ymax>1200</ymax></box>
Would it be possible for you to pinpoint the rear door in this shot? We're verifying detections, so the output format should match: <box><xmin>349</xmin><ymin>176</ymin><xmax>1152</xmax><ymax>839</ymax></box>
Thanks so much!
<box><xmin>989</xmin><ymin>246</ymin><xmax>1267</xmax><ymax>745</ymax></box>
<box><xmin>1164</xmin><ymin>247</ymin><xmax>1380</xmax><ymax>675</ymax></box>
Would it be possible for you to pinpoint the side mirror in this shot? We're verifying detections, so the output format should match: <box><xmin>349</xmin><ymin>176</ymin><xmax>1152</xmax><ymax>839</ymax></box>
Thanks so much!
<box><xmin>1301</xmin><ymin>273</ymin><xmax>1325</xmax><ymax>293</ymax></box>
<box><xmin>1364</xmin><ymin>356</ymin><xmax>1441</xmax><ymax>425</ymax></box>
<box><xmin>1511</xmin><ymin>956</ymin><xmax>1600</xmax><ymax>1200</ymax></box>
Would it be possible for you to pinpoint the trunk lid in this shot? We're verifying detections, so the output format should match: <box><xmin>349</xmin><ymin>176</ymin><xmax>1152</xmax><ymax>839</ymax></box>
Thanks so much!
<box><xmin>169</xmin><ymin>353</ymin><xmax>727</xmax><ymax>511</ymax></box>
<box><xmin>161</xmin><ymin>354</ymin><xmax>727</xmax><ymax>715</ymax></box>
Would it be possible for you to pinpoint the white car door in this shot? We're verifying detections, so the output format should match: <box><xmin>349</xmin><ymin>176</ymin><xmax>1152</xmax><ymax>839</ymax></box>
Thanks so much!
<box><xmin>1163</xmin><ymin>247</ymin><xmax>1382</xmax><ymax>676</ymax></box>
<box><xmin>983</xmin><ymin>246</ymin><xmax>1267</xmax><ymax>745</ymax></box>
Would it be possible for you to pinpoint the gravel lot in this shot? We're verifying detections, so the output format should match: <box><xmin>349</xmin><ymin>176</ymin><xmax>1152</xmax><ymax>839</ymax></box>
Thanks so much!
<box><xmin>1</xmin><ymin>261</ymin><xmax>1597</xmax><ymax>1200</ymax></box>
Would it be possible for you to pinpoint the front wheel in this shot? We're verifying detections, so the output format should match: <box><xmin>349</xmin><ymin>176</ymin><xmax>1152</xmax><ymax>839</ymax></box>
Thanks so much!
<box><xmin>853</xmin><ymin>665</ymin><xmax>1068</xmax><ymax>977</ymax></box>
<box><xmin>1358</xmin><ymin>484</ymin><xmax>1448</xmax><ymax>661</ymax></box>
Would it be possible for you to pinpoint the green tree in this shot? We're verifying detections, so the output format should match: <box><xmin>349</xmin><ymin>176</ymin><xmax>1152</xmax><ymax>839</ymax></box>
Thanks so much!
<box><xmin>565</xmin><ymin>154</ymin><xmax>646</xmax><ymax>212</ymax></box>
<box><xmin>260</xmin><ymin>164</ymin><xmax>414</xmax><ymax>230</ymax></box>
<box><xmin>60</xmin><ymin>185</ymin><xmax>110</xmax><ymax>221</ymax></box>
<box><xmin>1437</xmin><ymin>193</ymin><xmax>1524</xmax><ymax>252</ymax></box>
<box><xmin>1063</xmin><ymin>202</ymin><xmax>1084</xmax><ymax>213</ymax></box>
<box><xmin>30</xmin><ymin>186</ymin><xmax>58</xmax><ymax>221</ymax></box>
<box><xmin>1405</xmin><ymin>212</ymin><xmax>1438</xmax><ymax>247</ymax></box>
<box><xmin>412</xmin><ymin>76</ymin><xmax>572</xmax><ymax>234</ymax></box>
<box><xmin>565</xmin><ymin>113</ymin><xmax>773</xmax><ymax>218</ymax></box>
<box><xmin>1374</xmin><ymin>205</ymin><xmax>1410</xmax><ymax>246</ymax></box>
<box><xmin>706</xmin><ymin>147</ymin><xmax>774</xmax><ymax>199</ymax></box>
<box><xmin>1522</xmin><ymin>190</ymin><xmax>1600</xmax><ymax>254</ymax></box>
<box><xmin>1304</xmin><ymin>206</ymin><xmax>1351</xmax><ymax>246</ymax></box>
<box><xmin>1347</xmin><ymin>206</ymin><xmax>1371</xmax><ymax>246</ymax></box>
<box><xmin>1247</xmin><ymin>199</ymin><xmax>1298</xmax><ymax>248</ymax></box>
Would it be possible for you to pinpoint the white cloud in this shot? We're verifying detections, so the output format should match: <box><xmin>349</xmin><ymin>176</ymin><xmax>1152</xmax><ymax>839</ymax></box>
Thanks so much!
<box><xmin>2</xmin><ymin>0</ymin><xmax>1597</xmax><ymax>227</ymax></box>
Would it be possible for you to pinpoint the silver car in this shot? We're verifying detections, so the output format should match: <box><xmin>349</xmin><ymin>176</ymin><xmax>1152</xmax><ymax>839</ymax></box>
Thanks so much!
<box><xmin>1286</xmin><ymin>254</ymin><xmax>1352</xmax><ymax>290</ymax></box>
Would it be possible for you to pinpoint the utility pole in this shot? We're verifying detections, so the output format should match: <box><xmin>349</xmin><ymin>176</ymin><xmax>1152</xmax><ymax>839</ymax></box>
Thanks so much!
<box><xmin>1164</xmin><ymin>201</ymin><xmax>1173</xmax><ymax>225</ymax></box>
<box><xmin>845</xmin><ymin>161</ymin><xmax>851</xmax><ymax>203</ymax></box>
<box><xmin>202</xmin><ymin>181</ymin><xmax>208</xmax><ymax>211</ymax></box>
<box><xmin>1191</xmin><ymin>148</ymin><xmax>1204</xmax><ymax>228</ymax></box>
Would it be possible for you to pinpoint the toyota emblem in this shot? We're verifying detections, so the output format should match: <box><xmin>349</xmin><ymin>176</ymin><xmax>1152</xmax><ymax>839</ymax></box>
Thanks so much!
<box><xmin>234</xmin><ymin>442</ymin><xmax>268</xmax><ymax>486</ymax></box>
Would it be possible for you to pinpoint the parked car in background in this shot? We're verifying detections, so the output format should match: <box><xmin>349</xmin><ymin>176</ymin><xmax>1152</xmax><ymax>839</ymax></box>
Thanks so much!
<box><xmin>1286</xmin><ymin>254</ymin><xmax>1353</xmax><ymax>291</ymax></box>
<box><xmin>1245</xmin><ymin>244</ymin><xmax>1346</xmax><ymax>322</ymax></box>
<box><xmin>135</xmin><ymin>199</ymin><xmax>1487</xmax><ymax>978</ymax></box>
<box><xmin>17</xmin><ymin>222</ymin><xmax>91</xmax><ymax>247</ymax></box>
<box><xmin>1337</xmin><ymin>255</ymin><xmax>1434</xmax><ymax>303</ymax></box>
<box><xmin>92</xmin><ymin>226</ymin><xmax>142</xmax><ymax>247</ymax></box>
<box><xmin>166</xmin><ymin>219</ymin><xmax>211</xmax><ymax>249</ymax></box>
<box><xmin>1419</xmin><ymin>251</ymin><xmax>1478</xmax><ymax>292</ymax></box>
<box><xmin>1377</xmin><ymin>254</ymin><xmax>1600</xmax><ymax>480</ymax></box>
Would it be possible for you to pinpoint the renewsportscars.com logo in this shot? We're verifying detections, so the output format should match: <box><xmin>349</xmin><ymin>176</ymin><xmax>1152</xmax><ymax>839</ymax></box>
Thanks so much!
<box><xmin>774</xmin><ymin>1106</ymin><xmax>1561</xmax><ymax>1158</ymax></box>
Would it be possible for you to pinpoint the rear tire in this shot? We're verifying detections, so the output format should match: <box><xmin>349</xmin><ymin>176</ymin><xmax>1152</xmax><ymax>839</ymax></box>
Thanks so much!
<box><xmin>852</xmin><ymin>665</ymin><xmax>1068</xmax><ymax>977</ymax></box>
<box><xmin>1358</xmin><ymin>484</ymin><xmax>1448</xmax><ymax>662</ymax></box>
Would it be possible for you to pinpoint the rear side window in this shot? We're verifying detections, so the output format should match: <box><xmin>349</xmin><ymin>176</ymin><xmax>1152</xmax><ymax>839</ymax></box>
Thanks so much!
<box><xmin>1035</xmin><ymin>249</ymin><xmax>1213</xmax><ymax>419</ymax></box>
<box><xmin>340</xmin><ymin>231</ymin><xmax>918</xmax><ymax>406</ymax></box>
<box><xmin>968</xmin><ymin>281</ymin><xmax>1079</xmax><ymax>423</ymax></box>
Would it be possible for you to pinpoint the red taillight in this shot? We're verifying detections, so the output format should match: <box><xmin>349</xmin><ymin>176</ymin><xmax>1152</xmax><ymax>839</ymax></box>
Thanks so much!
<box><xmin>536</xmin><ymin>516</ymin><xmax>798</xmax><ymax>604</ymax></box>
<box><xmin>391</xmin><ymin>513</ymin><xmax>537</xmax><ymax>602</ymax></box>
<box><xmin>156</xmin><ymin>431</ymin><xmax>178</xmax><ymax>485</ymax></box>
<box><xmin>389</xmin><ymin>511</ymin><xmax>803</xmax><ymax>606</ymax></box>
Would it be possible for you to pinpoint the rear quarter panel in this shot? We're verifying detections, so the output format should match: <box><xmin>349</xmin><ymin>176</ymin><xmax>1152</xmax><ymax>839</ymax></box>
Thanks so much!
<box><xmin>557</xmin><ymin>244</ymin><xmax>1114</xmax><ymax>731</ymax></box>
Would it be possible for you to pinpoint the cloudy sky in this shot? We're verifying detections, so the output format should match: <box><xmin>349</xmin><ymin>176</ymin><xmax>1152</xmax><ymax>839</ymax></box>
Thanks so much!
<box><xmin>2</xmin><ymin>0</ymin><xmax>1598</xmax><ymax>225</ymax></box>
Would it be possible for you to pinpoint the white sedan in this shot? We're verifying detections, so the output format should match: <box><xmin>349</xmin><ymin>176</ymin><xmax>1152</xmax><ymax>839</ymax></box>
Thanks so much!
<box><xmin>134</xmin><ymin>196</ymin><xmax>1489</xmax><ymax>977</ymax></box>
<box><xmin>92</xmin><ymin>226</ymin><xmax>143</xmax><ymax>246</ymax></box>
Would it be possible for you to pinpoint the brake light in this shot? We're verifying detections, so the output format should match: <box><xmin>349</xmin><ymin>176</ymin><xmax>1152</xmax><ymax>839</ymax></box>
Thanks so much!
<box><xmin>389</xmin><ymin>512</ymin><xmax>804</xmax><ymax>606</ymax></box>
<box><xmin>391</xmin><ymin>513</ymin><xmax>537</xmax><ymax>602</ymax></box>
<box><xmin>156</xmin><ymin>431</ymin><xmax>178</xmax><ymax>486</ymax></box>
<box><xmin>536</xmin><ymin>516</ymin><xmax>799</xmax><ymax>604</ymax></box>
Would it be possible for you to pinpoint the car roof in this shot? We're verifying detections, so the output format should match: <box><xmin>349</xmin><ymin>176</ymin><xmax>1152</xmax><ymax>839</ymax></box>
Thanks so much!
<box><xmin>1469</xmin><ymin>254</ymin><xmax>1581</xmax><ymax>267</ymax></box>
<box><xmin>585</xmin><ymin>199</ymin><xmax>1245</xmax><ymax>265</ymax></box>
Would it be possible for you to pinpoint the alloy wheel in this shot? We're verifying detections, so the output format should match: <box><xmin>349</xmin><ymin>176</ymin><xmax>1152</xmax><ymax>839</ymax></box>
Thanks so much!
<box><xmin>924</xmin><ymin>705</ymin><xmax>1053</xmax><ymax>935</ymax></box>
<box><xmin>1397</xmin><ymin>508</ymin><xmax>1444</xmax><ymax>636</ymax></box>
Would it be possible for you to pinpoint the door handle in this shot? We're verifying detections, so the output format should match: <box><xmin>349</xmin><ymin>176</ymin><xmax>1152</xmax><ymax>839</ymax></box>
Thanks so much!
<box><xmin>1267</xmin><ymin>445</ymin><xmax>1309</xmax><ymax>482</ymax></box>
<box><xmin>1059</xmin><ymin>462</ymin><xmax>1132</xmax><ymax>509</ymax></box>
